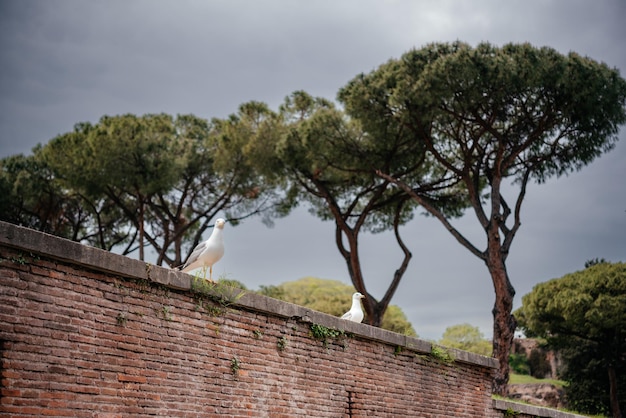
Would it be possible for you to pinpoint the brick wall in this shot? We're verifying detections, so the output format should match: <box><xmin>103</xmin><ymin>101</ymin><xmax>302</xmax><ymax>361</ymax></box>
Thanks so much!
<box><xmin>0</xmin><ymin>221</ymin><xmax>578</xmax><ymax>418</ymax></box>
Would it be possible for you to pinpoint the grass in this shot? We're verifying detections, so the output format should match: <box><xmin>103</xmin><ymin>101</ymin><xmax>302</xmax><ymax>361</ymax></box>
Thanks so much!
<box><xmin>509</xmin><ymin>373</ymin><xmax>566</xmax><ymax>387</ymax></box>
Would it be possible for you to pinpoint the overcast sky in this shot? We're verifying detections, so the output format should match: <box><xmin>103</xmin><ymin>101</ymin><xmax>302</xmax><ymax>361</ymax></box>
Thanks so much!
<box><xmin>1</xmin><ymin>0</ymin><xmax>625</xmax><ymax>341</ymax></box>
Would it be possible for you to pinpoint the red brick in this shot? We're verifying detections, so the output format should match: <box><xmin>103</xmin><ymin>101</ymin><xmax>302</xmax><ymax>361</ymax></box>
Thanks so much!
<box><xmin>116</xmin><ymin>374</ymin><xmax>147</xmax><ymax>384</ymax></box>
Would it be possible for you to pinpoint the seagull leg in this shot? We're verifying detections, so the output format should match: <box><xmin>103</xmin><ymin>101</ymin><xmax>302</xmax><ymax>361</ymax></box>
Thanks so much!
<box><xmin>201</xmin><ymin>266</ymin><xmax>207</xmax><ymax>281</ymax></box>
<box><xmin>208</xmin><ymin>266</ymin><xmax>214</xmax><ymax>283</ymax></box>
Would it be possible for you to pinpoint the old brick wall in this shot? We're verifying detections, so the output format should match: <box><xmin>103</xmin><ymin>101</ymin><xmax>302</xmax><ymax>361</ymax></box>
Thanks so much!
<box><xmin>0</xmin><ymin>222</ymin><xmax>503</xmax><ymax>417</ymax></box>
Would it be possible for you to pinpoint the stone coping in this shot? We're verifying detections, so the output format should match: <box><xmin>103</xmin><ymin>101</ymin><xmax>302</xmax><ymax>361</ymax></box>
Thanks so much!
<box><xmin>0</xmin><ymin>221</ymin><xmax>498</xmax><ymax>370</ymax></box>
<box><xmin>493</xmin><ymin>399</ymin><xmax>589</xmax><ymax>418</ymax></box>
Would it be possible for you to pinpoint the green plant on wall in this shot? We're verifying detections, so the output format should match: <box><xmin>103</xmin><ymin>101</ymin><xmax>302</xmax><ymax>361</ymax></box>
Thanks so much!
<box><xmin>116</xmin><ymin>312</ymin><xmax>128</xmax><ymax>326</ymax></box>
<box><xmin>503</xmin><ymin>407</ymin><xmax>520</xmax><ymax>417</ymax></box>
<box><xmin>10</xmin><ymin>254</ymin><xmax>27</xmax><ymax>265</ymax></box>
<box><xmin>421</xmin><ymin>345</ymin><xmax>455</xmax><ymax>365</ymax></box>
<box><xmin>277</xmin><ymin>336</ymin><xmax>288</xmax><ymax>351</ymax></box>
<box><xmin>309</xmin><ymin>323</ymin><xmax>350</xmax><ymax>348</ymax></box>
<box><xmin>158</xmin><ymin>305</ymin><xmax>173</xmax><ymax>321</ymax></box>
<box><xmin>5</xmin><ymin>251</ymin><xmax>39</xmax><ymax>265</ymax></box>
<box><xmin>191</xmin><ymin>276</ymin><xmax>245</xmax><ymax>316</ymax></box>
<box><xmin>196</xmin><ymin>301</ymin><xmax>226</xmax><ymax>317</ymax></box>
<box><xmin>394</xmin><ymin>345</ymin><xmax>403</xmax><ymax>356</ymax></box>
<box><xmin>230</xmin><ymin>357</ymin><xmax>241</xmax><ymax>377</ymax></box>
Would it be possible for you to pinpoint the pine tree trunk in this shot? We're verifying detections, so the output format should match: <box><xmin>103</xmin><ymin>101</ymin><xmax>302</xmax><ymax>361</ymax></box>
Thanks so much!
<box><xmin>138</xmin><ymin>200</ymin><xmax>145</xmax><ymax>261</ymax></box>
<box><xmin>608</xmin><ymin>366</ymin><xmax>622</xmax><ymax>418</ymax></box>
<box><xmin>491</xmin><ymin>278</ymin><xmax>516</xmax><ymax>395</ymax></box>
<box><xmin>486</xmin><ymin>231</ymin><xmax>517</xmax><ymax>396</ymax></box>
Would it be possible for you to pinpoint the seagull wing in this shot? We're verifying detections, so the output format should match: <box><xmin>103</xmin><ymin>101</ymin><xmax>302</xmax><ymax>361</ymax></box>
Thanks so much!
<box><xmin>351</xmin><ymin>309</ymin><xmax>364</xmax><ymax>323</ymax></box>
<box><xmin>341</xmin><ymin>311</ymin><xmax>353</xmax><ymax>320</ymax></box>
<box><xmin>181</xmin><ymin>241</ymin><xmax>207</xmax><ymax>270</ymax></box>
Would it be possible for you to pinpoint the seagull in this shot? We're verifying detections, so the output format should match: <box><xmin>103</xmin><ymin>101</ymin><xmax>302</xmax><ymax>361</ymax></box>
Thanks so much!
<box><xmin>341</xmin><ymin>292</ymin><xmax>365</xmax><ymax>323</ymax></box>
<box><xmin>179</xmin><ymin>218</ymin><xmax>225</xmax><ymax>281</ymax></box>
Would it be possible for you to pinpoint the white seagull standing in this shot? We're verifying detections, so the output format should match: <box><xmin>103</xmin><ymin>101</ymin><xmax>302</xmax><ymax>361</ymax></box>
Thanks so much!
<box><xmin>179</xmin><ymin>218</ymin><xmax>226</xmax><ymax>281</ymax></box>
<box><xmin>341</xmin><ymin>292</ymin><xmax>365</xmax><ymax>323</ymax></box>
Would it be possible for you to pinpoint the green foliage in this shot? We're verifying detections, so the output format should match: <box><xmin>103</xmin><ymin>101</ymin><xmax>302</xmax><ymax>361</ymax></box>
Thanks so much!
<box><xmin>158</xmin><ymin>306</ymin><xmax>173</xmax><ymax>321</ymax></box>
<box><xmin>3</xmin><ymin>112</ymin><xmax>283</xmax><ymax>266</ymax></box>
<box><xmin>191</xmin><ymin>277</ymin><xmax>246</xmax><ymax>316</ymax></box>
<box><xmin>2</xmin><ymin>251</ymin><xmax>39</xmax><ymax>266</ymax></box>
<box><xmin>256</xmin><ymin>277</ymin><xmax>417</xmax><ymax>336</ymax></box>
<box><xmin>257</xmin><ymin>284</ymin><xmax>285</xmax><ymax>300</ymax></box>
<box><xmin>438</xmin><ymin>323</ymin><xmax>492</xmax><ymax>356</ymax></box>
<box><xmin>0</xmin><ymin>152</ymin><xmax>106</xmax><ymax>242</ymax></box>
<box><xmin>509</xmin><ymin>340</ymin><xmax>552</xmax><ymax>379</ymax></box>
<box><xmin>277</xmin><ymin>336</ymin><xmax>288</xmax><ymax>351</ymax></box>
<box><xmin>503</xmin><ymin>407</ymin><xmax>520</xmax><ymax>417</ymax></box>
<box><xmin>429</xmin><ymin>345</ymin><xmax>455</xmax><ymax>365</ymax></box>
<box><xmin>508</xmin><ymin>373</ymin><xmax>565</xmax><ymax>387</ymax></box>
<box><xmin>516</xmin><ymin>262</ymin><xmax>626</xmax><ymax>343</ymax></box>
<box><xmin>516</xmin><ymin>262</ymin><xmax>626</xmax><ymax>416</ymax></box>
<box><xmin>559</xmin><ymin>342</ymin><xmax>621</xmax><ymax>417</ymax></box>
<box><xmin>230</xmin><ymin>357</ymin><xmax>241</xmax><ymax>376</ymax></box>
<box><xmin>217</xmin><ymin>278</ymin><xmax>248</xmax><ymax>290</ymax></box>
<box><xmin>338</xmin><ymin>40</ymin><xmax>626</xmax><ymax>394</ymax></box>
<box><xmin>508</xmin><ymin>353</ymin><xmax>530</xmax><ymax>375</ymax></box>
<box><xmin>262</xmin><ymin>90</ymin><xmax>436</xmax><ymax>327</ymax></box>
<box><xmin>309</xmin><ymin>323</ymin><xmax>347</xmax><ymax>348</ymax></box>
<box><xmin>585</xmin><ymin>258</ymin><xmax>608</xmax><ymax>268</ymax></box>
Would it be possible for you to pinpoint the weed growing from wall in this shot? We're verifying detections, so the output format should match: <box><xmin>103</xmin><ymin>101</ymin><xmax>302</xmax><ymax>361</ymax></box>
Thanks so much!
<box><xmin>4</xmin><ymin>251</ymin><xmax>40</xmax><ymax>266</ymax></box>
<box><xmin>230</xmin><ymin>357</ymin><xmax>241</xmax><ymax>378</ymax></box>
<box><xmin>277</xmin><ymin>336</ymin><xmax>288</xmax><ymax>352</ymax></box>
<box><xmin>418</xmin><ymin>345</ymin><xmax>455</xmax><ymax>366</ymax></box>
<box><xmin>431</xmin><ymin>345</ymin><xmax>455</xmax><ymax>364</ymax></box>
<box><xmin>309</xmin><ymin>324</ymin><xmax>351</xmax><ymax>349</ymax></box>
<box><xmin>158</xmin><ymin>306</ymin><xmax>173</xmax><ymax>321</ymax></box>
<box><xmin>116</xmin><ymin>312</ymin><xmax>128</xmax><ymax>326</ymax></box>
<box><xmin>190</xmin><ymin>276</ymin><xmax>245</xmax><ymax>317</ymax></box>
<box><xmin>503</xmin><ymin>407</ymin><xmax>520</xmax><ymax>417</ymax></box>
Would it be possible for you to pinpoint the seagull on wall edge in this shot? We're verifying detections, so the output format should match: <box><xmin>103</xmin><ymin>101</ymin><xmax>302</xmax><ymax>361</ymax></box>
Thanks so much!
<box><xmin>179</xmin><ymin>218</ymin><xmax>226</xmax><ymax>281</ymax></box>
<box><xmin>341</xmin><ymin>292</ymin><xmax>365</xmax><ymax>323</ymax></box>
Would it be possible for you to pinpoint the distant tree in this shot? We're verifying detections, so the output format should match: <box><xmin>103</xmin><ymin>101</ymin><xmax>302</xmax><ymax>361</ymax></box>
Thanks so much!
<box><xmin>217</xmin><ymin>278</ymin><xmax>248</xmax><ymax>290</ymax></box>
<box><xmin>260</xmin><ymin>91</ymin><xmax>464</xmax><ymax>327</ymax></box>
<box><xmin>0</xmin><ymin>153</ymin><xmax>126</xmax><ymax>246</ymax></box>
<box><xmin>39</xmin><ymin>114</ymin><xmax>183</xmax><ymax>260</ymax></box>
<box><xmin>439</xmin><ymin>323</ymin><xmax>492</xmax><ymax>356</ymax></box>
<box><xmin>339</xmin><ymin>41</ymin><xmax>626</xmax><ymax>394</ymax></box>
<box><xmin>508</xmin><ymin>353</ymin><xmax>530</xmax><ymax>375</ymax></box>
<box><xmin>143</xmin><ymin>109</ymin><xmax>282</xmax><ymax>267</ymax></box>
<box><xmin>35</xmin><ymin>112</ymin><xmax>280</xmax><ymax>266</ymax></box>
<box><xmin>585</xmin><ymin>257</ymin><xmax>608</xmax><ymax>268</ymax></box>
<box><xmin>559</xmin><ymin>341</ymin><xmax>624</xmax><ymax>417</ymax></box>
<box><xmin>256</xmin><ymin>277</ymin><xmax>417</xmax><ymax>336</ymax></box>
<box><xmin>257</xmin><ymin>284</ymin><xmax>285</xmax><ymax>300</ymax></box>
<box><xmin>515</xmin><ymin>262</ymin><xmax>626</xmax><ymax>417</ymax></box>
<box><xmin>0</xmin><ymin>153</ymin><xmax>74</xmax><ymax>233</ymax></box>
